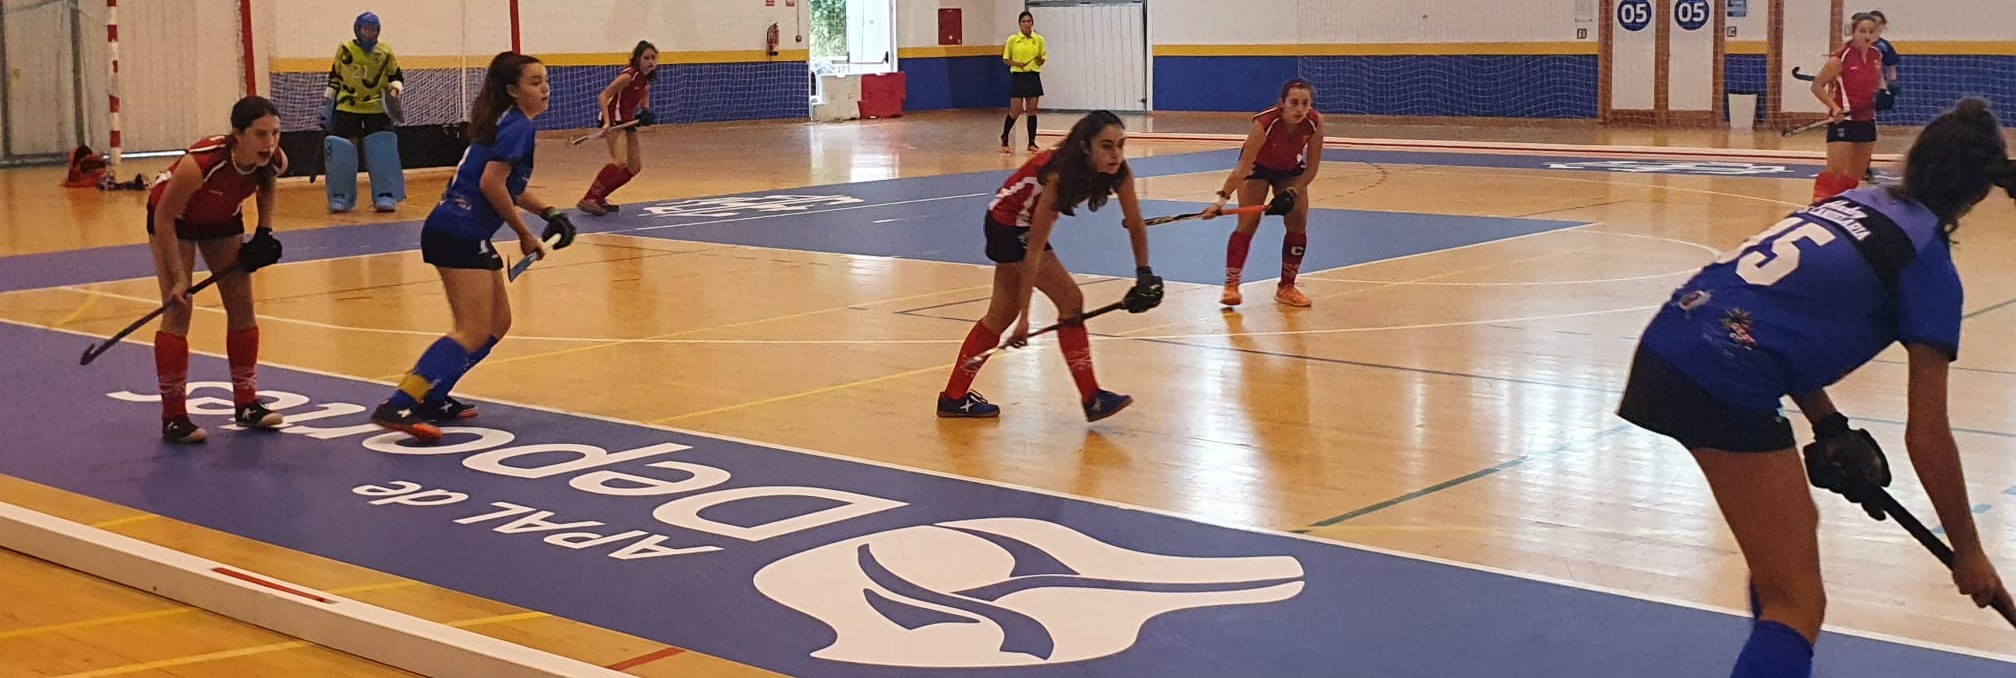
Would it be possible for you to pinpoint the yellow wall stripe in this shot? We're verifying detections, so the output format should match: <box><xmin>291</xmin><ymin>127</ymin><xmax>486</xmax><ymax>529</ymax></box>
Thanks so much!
<box><xmin>1891</xmin><ymin>41</ymin><xmax>2016</xmax><ymax>56</ymax></box>
<box><xmin>271</xmin><ymin>49</ymin><xmax>812</xmax><ymax>73</ymax></box>
<box><xmin>268</xmin><ymin>40</ymin><xmax>2016</xmax><ymax>73</ymax></box>
<box><xmin>899</xmin><ymin>45</ymin><xmax>1003</xmax><ymax>59</ymax></box>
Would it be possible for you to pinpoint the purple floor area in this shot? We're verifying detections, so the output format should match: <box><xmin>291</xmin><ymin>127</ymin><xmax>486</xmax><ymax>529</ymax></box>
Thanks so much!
<box><xmin>6</xmin><ymin>320</ymin><xmax>2011</xmax><ymax>676</ymax></box>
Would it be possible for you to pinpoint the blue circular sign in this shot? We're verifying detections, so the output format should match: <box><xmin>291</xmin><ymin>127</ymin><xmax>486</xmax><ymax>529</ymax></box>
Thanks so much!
<box><xmin>1675</xmin><ymin>0</ymin><xmax>1712</xmax><ymax>31</ymax></box>
<box><xmin>1617</xmin><ymin>0</ymin><xmax>1652</xmax><ymax>32</ymax></box>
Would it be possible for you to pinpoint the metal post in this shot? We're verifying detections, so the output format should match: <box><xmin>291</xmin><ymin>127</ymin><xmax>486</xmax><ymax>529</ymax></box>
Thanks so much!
<box><xmin>106</xmin><ymin>0</ymin><xmax>121</xmax><ymax>175</ymax></box>
<box><xmin>71</xmin><ymin>0</ymin><xmax>87</xmax><ymax>148</ymax></box>
<box><xmin>0</xmin><ymin>0</ymin><xmax>12</xmax><ymax>159</ymax></box>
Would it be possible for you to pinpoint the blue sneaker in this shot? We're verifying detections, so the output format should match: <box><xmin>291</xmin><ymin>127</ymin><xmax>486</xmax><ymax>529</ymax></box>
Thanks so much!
<box><xmin>1083</xmin><ymin>390</ymin><xmax>1133</xmax><ymax>422</ymax></box>
<box><xmin>937</xmin><ymin>390</ymin><xmax>1000</xmax><ymax>418</ymax></box>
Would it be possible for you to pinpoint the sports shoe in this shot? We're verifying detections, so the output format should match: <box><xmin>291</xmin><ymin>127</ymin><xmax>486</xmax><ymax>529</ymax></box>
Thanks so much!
<box><xmin>162</xmin><ymin>416</ymin><xmax>207</xmax><ymax>444</ymax></box>
<box><xmin>1275</xmin><ymin>285</ymin><xmax>1312</xmax><ymax>308</ymax></box>
<box><xmin>233</xmin><ymin>401</ymin><xmax>285</xmax><ymax>429</ymax></box>
<box><xmin>1083</xmin><ymin>390</ymin><xmax>1133</xmax><ymax>422</ymax></box>
<box><xmin>371</xmin><ymin>401</ymin><xmax>443</xmax><ymax>444</ymax></box>
<box><xmin>937</xmin><ymin>390</ymin><xmax>1000</xmax><ymax>418</ymax></box>
<box><xmin>414</xmin><ymin>395</ymin><xmax>479</xmax><ymax>422</ymax></box>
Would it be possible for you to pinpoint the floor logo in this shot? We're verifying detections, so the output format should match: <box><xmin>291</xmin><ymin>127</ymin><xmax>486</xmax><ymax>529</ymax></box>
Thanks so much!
<box><xmin>642</xmin><ymin>194</ymin><xmax>865</xmax><ymax>218</ymax></box>
<box><xmin>755</xmin><ymin>517</ymin><xmax>1305</xmax><ymax>668</ymax></box>
<box><xmin>1545</xmin><ymin>160</ymin><xmax>1797</xmax><ymax>176</ymax></box>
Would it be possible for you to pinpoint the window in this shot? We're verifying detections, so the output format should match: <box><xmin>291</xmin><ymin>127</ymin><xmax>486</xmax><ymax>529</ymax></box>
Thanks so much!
<box><xmin>809</xmin><ymin>0</ymin><xmax>895</xmax><ymax>77</ymax></box>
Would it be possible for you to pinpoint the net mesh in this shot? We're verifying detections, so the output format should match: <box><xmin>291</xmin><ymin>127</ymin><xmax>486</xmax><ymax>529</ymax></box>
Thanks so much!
<box><xmin>270</xmin><ymin>64</ymin><xmax>482</xmax><ymax>133</ymax></box>
<box><xmin>1291</xmin><ymin>0</ymin><xmax>1601</xmax><ymax>121</ymax></box>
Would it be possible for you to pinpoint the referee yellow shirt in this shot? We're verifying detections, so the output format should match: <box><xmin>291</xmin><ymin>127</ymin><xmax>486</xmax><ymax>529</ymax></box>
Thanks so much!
<box><xmin>1004</xmin><ymin>32</ymin><xmax>1046</xmax><ymax>73</ymax></box>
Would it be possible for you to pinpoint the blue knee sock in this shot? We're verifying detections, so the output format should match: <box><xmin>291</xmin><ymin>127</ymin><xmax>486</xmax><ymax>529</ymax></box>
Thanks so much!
<box><xmin>428</xmin><ymin>335</ymin><xmax>498</xmax><ymax>405</ymax></box>
<box><xmin>390</xmin><ymin>337</ymin><xmax>471</xmax><ymax>409</ymax></box>
<box><xmin>1731</xmin><ymin>621</ymin><xmax>1813</xmax><ymax>678</ymax></box>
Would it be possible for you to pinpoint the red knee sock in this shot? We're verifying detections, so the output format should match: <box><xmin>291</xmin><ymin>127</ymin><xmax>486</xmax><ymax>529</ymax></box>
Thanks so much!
<box><xmin>1057</xmin><ymin>322</ymin><xmax>1100</xmax><ymax>402</ymax></box>
<box><xmin>943</xmin><ymin>321</ymin><xmax>1004</xmax><ymax>399</ymax></box>
<box><xmin>155</xmin><ymin>331</ymin><xmax>189</xmax><ymax>419</ymax></box>
<box><xmin>584</xmin><ymin>163</ymin><xmax>629</xmax><ymax>203</ymax></box>
<box><xmin>1281</xmin><ymin>232</ymin><xmax>1308</xmax><ymax>287</ymax></box>
<box><xmin>1225</xmin><ymin>230</ymin><xmax>1255</xmax><ymax>286</ymax></box>
<box><xmin>603</xmin><ymin>165</ymin><xmax>636</xmax><ymax>199</ymax></box>
<box><xmin>227</xmin><ymin>326</ymin><xmax>260</xmax><ymax>406</ymax></box>
<box><xmin>1812</xmin><ymin>172</ymin><xmax>1853</xmax><ymax>202</ymax></box>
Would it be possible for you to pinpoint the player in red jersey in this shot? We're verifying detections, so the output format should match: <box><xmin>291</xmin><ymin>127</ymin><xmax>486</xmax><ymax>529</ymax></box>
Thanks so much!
<box><xmin>1809</xmin><ymin>13</ymin><xmax>1884</xmax><ymax>202</ymax></box>
<box><xmin>578</xmin><ymin>40</ymin><xmax>659</xmax><ymax>216</ymax></box>
<box><xmin>145</xmin><ymin>96</ymin><xmax>290</xmax><ymax>443</ymax></box>
<box><xmin>937</xmin><ymin>110</ymin><xmax>1164</xmax><ymax>422</ymax></box>
<box><xmin>1204</xmin><ymin>78</ymin><xmax>1324</xmax><ymax>308</ymax></box>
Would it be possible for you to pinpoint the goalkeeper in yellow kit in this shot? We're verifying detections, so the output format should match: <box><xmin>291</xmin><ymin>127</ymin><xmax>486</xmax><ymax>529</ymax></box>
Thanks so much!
<box><xmin>322</xmin><ymin>11</ymin><xmax>405</xmax><ymax>213</ymax></box>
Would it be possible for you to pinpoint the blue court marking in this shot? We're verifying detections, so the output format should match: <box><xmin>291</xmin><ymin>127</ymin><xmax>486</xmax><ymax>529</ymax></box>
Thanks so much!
<box><xmin>6</xmin><ymin>319</ymin><xmax>2012</xmax><ymax>677</ymax></box>
<box><xmin>0</xmin><ymin>146</ymin><xmax>1815</xmax><ymax>294</ymax></box>
<box><xmin>622</xmin><ymin>196</ymin><xmax>1583</xmax><ymax>286</ymax></box>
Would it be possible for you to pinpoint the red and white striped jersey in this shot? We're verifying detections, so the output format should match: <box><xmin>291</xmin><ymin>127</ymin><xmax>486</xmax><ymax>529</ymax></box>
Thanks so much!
<box><xmin>1252</xmin><ymin>107</ymin><xmax>1321</xmax><ymax>171</ymax></box>
<box><xmin>988</xmin><ymin>150</ymin><xmax>1055</xmax><ymax>228</ymax></box>
<box><xmin>148</xmin><ymin>136</ymin><xmax>283</xmax><ymax>224</ymax></box>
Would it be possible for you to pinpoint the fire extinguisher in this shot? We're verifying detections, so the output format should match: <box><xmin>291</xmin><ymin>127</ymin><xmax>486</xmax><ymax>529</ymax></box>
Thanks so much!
<box><xmin>766</xmin><ymin>23</ymin><xmax>780</xmax><ymax>57</ymax></box>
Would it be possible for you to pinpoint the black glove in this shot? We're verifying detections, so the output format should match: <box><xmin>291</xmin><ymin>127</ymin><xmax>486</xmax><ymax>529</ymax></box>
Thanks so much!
<box><xmin>1267</xmin><ymin>187</ymin><xmax>1299</xmax><ymax>216</ymax></box>
<box><xmin>1802</xmin><ymin>413</ymin><xmax>1893</xmax><ymax>521</ymax></box>
<box><xmin>239</xmin><ymin>228</ymin><xmax>284</xmax><ymax>273</ymax></box>
<box><xmin>540</xmin><ymin>207</ymin><xmax>577</xmax><ymax>250</ymax></box>
<box><xmin>637</xmin><ymin>108</ymin><xmax>657</xmax><ymax>127</ymax></box>
<box><xmin>1123</xmin><ymin>266</ymin><xmax>1164</xmax><ymax>313</ymax></box>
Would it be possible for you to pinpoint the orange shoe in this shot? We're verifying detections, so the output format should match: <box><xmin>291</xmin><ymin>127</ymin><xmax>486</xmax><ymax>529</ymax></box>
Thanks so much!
<box><xmin>1221</xmin><ymin>285</ymin><xmax>1243</xmax><ymax>306</ymax></box>
<box><xmin>1275</xmin><ymin>285</ymin><xmax>1312</xmax><ymax>308</ymax></box>
<box><xmin>371</xmin><ymin>401</ymin><xmax>444</xmax><ymax>444</ymax></box>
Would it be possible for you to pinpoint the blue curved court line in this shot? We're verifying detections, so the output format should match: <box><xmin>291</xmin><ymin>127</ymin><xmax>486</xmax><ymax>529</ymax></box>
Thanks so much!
<box><xmin>5</xmin><ymin>318</ymin><xmax>2014</xmax><ymax>677</ymax></box>
<box><xmin>0</xmin><ymin>145</ymin><xmax>1811</xmax><ymax>294</ymax></box>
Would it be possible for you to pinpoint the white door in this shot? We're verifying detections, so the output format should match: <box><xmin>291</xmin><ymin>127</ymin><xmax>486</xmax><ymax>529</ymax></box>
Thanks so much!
<box><xmin>1669</xmin><ymin>0</ymin><xmax>1718</xmax><ymax>117</ymax></box>
<box><xmin>1610</xmin><ymin>0</ymin><xmax>1657</xmax><ymax>115</ymax></box>
<box><xmin>2</xmin><ymin>0</ymin><xmax>85</xmax><ymax>157</ymax></box>
<box><xmin>1027</xmin><ymin>1</ymin><xmax>1146</xmax><ymax>112</ymax></box>
<box><xmin>1778</xmin><ymin>0</ymin><xmax>1833</xmax><ymax>115</ymax></box>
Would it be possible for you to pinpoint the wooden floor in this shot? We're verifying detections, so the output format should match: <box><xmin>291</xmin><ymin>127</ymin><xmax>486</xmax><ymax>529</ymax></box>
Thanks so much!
<box><xmin>3</xmin><ymin>109</ymin><xmax>2016</xmax><ymax>675</ymax></box>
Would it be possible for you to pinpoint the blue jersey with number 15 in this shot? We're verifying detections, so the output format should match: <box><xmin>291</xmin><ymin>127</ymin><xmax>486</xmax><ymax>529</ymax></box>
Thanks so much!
<box><xmin>1639</xmin><ymin>187</ymin><xmax>1961</xmax><ymax>410</ymax></box>
<box><xmin>424</xmin><ymin>107</ymin><xmax>537</xmax><ymax>240</ymax></box>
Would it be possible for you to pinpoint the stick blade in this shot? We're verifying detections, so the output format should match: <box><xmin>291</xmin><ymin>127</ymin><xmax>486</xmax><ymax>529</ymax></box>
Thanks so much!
<box><xmin>80</xmin><ymin>344</ymin><xmax>100</xmax><ymax>365</ymax></box>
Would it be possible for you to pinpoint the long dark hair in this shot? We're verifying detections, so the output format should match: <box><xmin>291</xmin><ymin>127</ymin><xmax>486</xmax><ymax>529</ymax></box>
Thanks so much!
<box><xmin>1042</xmin><ymin>111</ymin><xmax>1130</xmax><ymax>216</ymax></box>
<box><xmin>469</xmin><ymin>51</ymin><xmax>543</xmax><ymax>145</ymax></box>
<box><xmin>630</xmin><ymin>40</ymin><xmax>659</xmax><ymax>82</ymax></box>
<box><xmin>229</xmin><ymin>95</ymin><xmax>283</xmax><ymax>185</ymax></box>
<box><xmin>230</xmin><ymin>95</ymin><xmax>280</xmax><ymax>131</ymax></box>
<box><xmin>1892</xmin><ymin>97</ymin><xmax>2016</xmax><ymax>240</ymax></box>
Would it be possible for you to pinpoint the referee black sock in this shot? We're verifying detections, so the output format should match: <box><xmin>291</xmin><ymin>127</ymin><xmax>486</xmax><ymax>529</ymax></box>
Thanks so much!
<box><xmin>1027</xmin><ymin>114</ymin><xmax>1038</xmax><ymax>147</ymax></box>
<box><xmin>1001</xmin><ymin>115</ymin><xmax>1019</xmax><ymax>144</ymax></box>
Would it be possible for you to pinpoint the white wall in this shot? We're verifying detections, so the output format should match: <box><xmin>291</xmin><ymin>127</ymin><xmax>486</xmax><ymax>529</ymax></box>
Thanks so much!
<box><xmin>271</xmin><ymin>1</ymin><xmax>510</xmax><ymax>60</ymax></box>
<box><xmin>266</xmin><ymin>0</ymin><xmax>809</xmax><ymax>60</ymax></box>
<box><xmin>1151</xmin><ymin>0</ymin><xmax>1586</xmax><ymax>45</ymax></box>
<box><xmin>1875</xmin><ymin>1</ymin><xmax>2015</xmax><ymax>43</ymax></box>
<box><xmin>1725</xmin><ymin>0</ymin><xmax>1765</xmax><ymax>44</ymax></box>
<box><xmin>897</xmin><ymin>0</ymin><xmax>1018</xmax><ymax>49</ymax></box>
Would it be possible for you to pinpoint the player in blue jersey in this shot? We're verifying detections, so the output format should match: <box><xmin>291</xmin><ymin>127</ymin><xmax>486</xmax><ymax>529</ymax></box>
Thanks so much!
<box><xmin>1618</xmin><ymin>97</ymin><xmax>2016</xmax><ymax>677</ymax></box>
<box><xmin>370</xmin><ymin>51</ymin><xmax>576</xmax><ymax>443</ymax></box>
